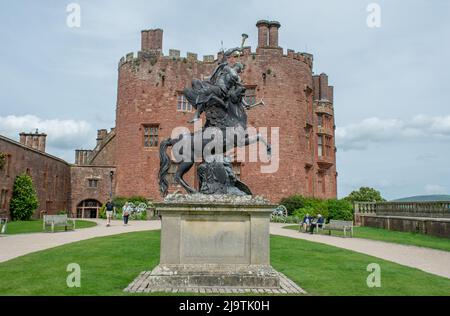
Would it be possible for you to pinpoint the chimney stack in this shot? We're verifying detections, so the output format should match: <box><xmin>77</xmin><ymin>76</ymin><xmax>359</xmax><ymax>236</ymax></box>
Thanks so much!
<box><xmin>97</xmin><ymin>129</ymin><xmax>108</xmax><ymax>146</ymax></box>
<box><xmin>19</xmin><ymin>129</ymin><xmax>47</xmax><ymax>152</ymax></box>
<box><xmin>256</xmin><ymin>20</ymin><xmax>270</xmax><ymax>48</ymax></box>
<box><xmin>268</xmin><ymin>21</ymin><xmax>281</xmax><ymax>47</ymax></box>
<box><xmin>141</xmin><ymin>28</ymin><xmax>163</xmax><ymax>52</ymax></box>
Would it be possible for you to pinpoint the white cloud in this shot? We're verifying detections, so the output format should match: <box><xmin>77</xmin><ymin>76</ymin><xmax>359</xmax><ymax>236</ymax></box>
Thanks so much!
<box><xmin>0</xmin><ymin>115</ymin><xmax>95</xmax><ymax>151</ymax></box>
<box><xmin>424</xmin><ymin>184</ymin><xmax>448</xmax><ymax>195</ymax></box>
<box><xmin>336</xmin><ymin>115</ymin><xmax>450</xmax><ymax>150</ymax></box>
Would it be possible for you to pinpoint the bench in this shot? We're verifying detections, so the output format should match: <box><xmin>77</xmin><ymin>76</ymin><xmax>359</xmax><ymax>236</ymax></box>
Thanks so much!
<box><xmin>43</xmin><ymin>215</ymin><xmax>75</xmax><ymax>233</ymax></box>
<box><xmin>323</xmin><ymin>220</ymin><xmax>354</xmax><ymax>237</ymax></box>
<box><xmin>299</xmin><ymin>218</ymin><xmax>326</xmax><ymax>233</ymax></box>
<box><xmin>0</xmin><ymin>218</ymin><xmax>7</xmax><ymax>234</ymax></box>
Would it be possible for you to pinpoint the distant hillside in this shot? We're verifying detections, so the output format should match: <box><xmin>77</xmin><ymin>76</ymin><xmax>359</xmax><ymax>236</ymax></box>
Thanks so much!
<box><xmin>392</xmin><ymin>195</ymin><xmax>450</xmax><ymax>202</ymax></box>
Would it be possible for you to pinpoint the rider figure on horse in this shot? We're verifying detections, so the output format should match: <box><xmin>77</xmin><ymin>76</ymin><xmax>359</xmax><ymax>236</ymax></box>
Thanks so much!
<box><xmin>184</xmin><ymin>47</ymin><xmax>245</xmax><ymax>123</ymax></box>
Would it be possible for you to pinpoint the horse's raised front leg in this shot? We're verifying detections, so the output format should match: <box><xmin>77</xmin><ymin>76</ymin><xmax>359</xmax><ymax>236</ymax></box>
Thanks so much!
<box><xmin>174</xmin><ymin>162</ymin><xmax>198</xmax><ymax>194</ymax></box>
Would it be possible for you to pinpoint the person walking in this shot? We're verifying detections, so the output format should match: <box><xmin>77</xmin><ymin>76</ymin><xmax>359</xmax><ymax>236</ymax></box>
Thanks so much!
<box><xmin>122</xmin><ymin>202</ymin><xmax>131</xmax><ymax>226</ymax></box>
<box><xmin>105</xmin><ymin>199</ymin><xmax>115</xmax><ymax>227</ymax></box>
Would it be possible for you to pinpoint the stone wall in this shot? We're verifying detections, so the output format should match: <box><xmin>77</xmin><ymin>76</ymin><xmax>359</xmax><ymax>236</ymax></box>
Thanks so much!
<box><xmin>70</xmin><ymin>165</ymin><xmax>116</xmax><ymax>216</ymax></box>
<box><xmin>0</xmin><ymin>135</ymin><xmax>71</xmax><ymax>219</ymax></box>
<box><xmin>360</xmin><ymin>215</ymin><xmax>450</xmax><ymax>238</ymax></box>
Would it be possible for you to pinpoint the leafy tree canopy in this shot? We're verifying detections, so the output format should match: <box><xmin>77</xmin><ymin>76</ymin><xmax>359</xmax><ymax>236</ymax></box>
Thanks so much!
<box><xmin>344</xmin><ymin>187</ymin><xmax>386</xmax><ymax>203</ymax></box>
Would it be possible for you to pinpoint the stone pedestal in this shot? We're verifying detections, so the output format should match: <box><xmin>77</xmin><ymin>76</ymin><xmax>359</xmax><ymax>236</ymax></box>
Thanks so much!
<box><xmin>147</xmin><ymin>194</ymin><xmax>280</xmax><ymax>289</ymax></box>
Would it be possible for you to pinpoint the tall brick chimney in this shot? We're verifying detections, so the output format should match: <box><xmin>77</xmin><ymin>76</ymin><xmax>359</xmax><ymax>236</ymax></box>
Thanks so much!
<box><xmin>268</xmin><ymin>21</ymin><xmax>281</xmax><ymax>47</ymax></box>
<box><xmin>97</xmin><ymin>129</ymin><xmax>108</xmax><ymax>146</ymax></box>
<box><xmin>141</xmin><ymin>28</ymin><xmax>163</xmax><ymax>52</ymax></box>
<box><xmin>19</xmin><ymin>129</ymin><xmax>47</xmax><ymax>152</ymax></box>
<box><xmin>256</xmin><ymin>20</ymin><xmax>270</xmax><ymax>48</ymax></box>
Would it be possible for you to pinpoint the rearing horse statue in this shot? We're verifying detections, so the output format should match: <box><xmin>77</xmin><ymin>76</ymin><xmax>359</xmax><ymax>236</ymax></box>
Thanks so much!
<box><xmin>158</xmin><ymin>47</ymin><xmax>271</xmax><ymax>197</ymax></box>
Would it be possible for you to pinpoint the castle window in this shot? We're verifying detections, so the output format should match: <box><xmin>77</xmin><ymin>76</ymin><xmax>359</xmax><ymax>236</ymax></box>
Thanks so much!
<box><xmin>305</xmin><ymin>125</ymin><xmax>312</xmax><ymax>151</ymax></box>
<box><xmin>143</xmin><ymin>125</ymin><xmax>159</xmax><ymax>147</ymax></box>
<box><xmin>177</xmin><ymin>93</ymin><xmax>193</xmax><ymax>112</ymax></box>
<box><xmin>244</xmin><ymin>86</ymin><xmax>257</xmax><ymax>106</ymax></box>
<box><xmin>88</xmin><ymin>179</ymin><xmax>98</xmax><ymax>188</ymax></box>
<box><xmin>325</xmin><ymin>136</ymin><xmax>333</xmax><ymax>157</ymax></box>
<box><xmin>317</xmin><ymin>114</ymin><xmax>323</xmax><ymax>128</ymax></box>
<box><xmin>317</xmin><ymin>135</ymin><xmax>323</xmax><ymax>157</ymax></box>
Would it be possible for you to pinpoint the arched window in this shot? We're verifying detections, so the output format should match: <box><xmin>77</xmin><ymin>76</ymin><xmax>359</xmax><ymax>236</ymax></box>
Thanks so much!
<box><xmin>76</xmin><ymin>199</ymin><xmax>102</xmax><ymax>218</ymax></box>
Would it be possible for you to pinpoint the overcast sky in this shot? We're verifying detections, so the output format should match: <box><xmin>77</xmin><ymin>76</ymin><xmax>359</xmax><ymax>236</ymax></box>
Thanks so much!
<box><xmin>1</xmin><ymin>0</ymin><xmax>449</xmax><ymax>200</ymax></box>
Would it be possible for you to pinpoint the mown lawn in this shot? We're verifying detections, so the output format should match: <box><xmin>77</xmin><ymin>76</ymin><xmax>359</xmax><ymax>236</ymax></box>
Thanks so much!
<box><xmin>4</xmin><ymin>220</ymin><xmax>97</xmax><ymax>235</ymax></box>
<box><xmin>283</xmin><ymin>225</ymin><xmax>450</xmax><ymax>252</ymax></box>
<box><xmin>1</xmin><ymin>230</ymin><xmax>449</xmax><ymax>296</ymax></box>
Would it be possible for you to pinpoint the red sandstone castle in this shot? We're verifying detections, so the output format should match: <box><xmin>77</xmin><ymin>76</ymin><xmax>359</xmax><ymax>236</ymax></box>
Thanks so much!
<box><xmin>0</xmin><ymin>20</ymin><xmax>337</xmax><ymax>219</ymax></box>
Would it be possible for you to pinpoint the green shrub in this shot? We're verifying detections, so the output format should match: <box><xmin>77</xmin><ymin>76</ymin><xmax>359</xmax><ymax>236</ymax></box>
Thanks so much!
<box><xmin>270</xmin><ymin>215</ymin><xmax>300</xmax><ymax>224</ymax></box>
<box><xmin>57</xmin><ymin>210</ymin><xmax>68</xmax><ymax>215</ymax></box>
<box><xmin>10</xmin><ymin>174</ymin><xmax>39</xmax><ymax>221</ymax></box>
<box><xmin>131</xmin><ymin>210</ymin><xmax>147</xmax><ymax>221</ymax></box>
<box><xmin>326</xmin><ymin>199</ymin><xmax>353</xmax><ymax>221</ymax></box>
<box><xmin>98</xmin><ymin>205</ymin><xmax>106</xmax><ymax>219</ymax></box>
<box><xmin>279</xmin><ymin>195</ymin><xmax>305</xmax><ymax>215</ymax></box>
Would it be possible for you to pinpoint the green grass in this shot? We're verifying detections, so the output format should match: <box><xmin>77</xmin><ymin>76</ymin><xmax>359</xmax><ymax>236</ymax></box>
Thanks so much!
<box><xmin>0</xmin><ymin>231</ymin><xmax>449</xmax><ymax>296</ymax></box>
<box><xmin>283</xmin><ymin>225</ymin><xmax>450</xmax><ymax>252</ymax></box>
<box><xmin>4</xmin><ymin>219</ymin><xmax>97</xmax><ymax>235</ymax></box>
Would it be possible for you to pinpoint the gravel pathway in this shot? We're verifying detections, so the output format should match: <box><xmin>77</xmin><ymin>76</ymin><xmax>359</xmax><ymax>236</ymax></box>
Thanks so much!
<box><xmin>0</xmin><ymin>219</ymin><xmax>161</xmax><ymax>263</ymax></box>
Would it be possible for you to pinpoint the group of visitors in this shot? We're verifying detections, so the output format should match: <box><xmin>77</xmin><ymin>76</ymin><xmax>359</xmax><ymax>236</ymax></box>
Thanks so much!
<box><xmin>104</xmin><ymin>200</ymin><xmax>131</xmax><ymax>227</ymax></box>
<box><xmin>300</xmin><ymin>214</ymin><xmax>325</xmax><ymax>234</ymax></box>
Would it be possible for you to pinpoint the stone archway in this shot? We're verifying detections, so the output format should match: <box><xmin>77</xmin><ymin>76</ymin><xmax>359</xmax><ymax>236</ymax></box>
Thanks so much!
<box><xmin>76</xmin><ymin>199</ymin><xmax>102</xmax><ymax>219</ymax></box>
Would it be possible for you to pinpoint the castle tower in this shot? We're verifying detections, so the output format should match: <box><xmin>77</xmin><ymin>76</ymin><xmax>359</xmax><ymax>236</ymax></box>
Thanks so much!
<box><xmin>19</xmin><ymin>129</ymin><xmax>47</xmax><ymax>152</ymax></box>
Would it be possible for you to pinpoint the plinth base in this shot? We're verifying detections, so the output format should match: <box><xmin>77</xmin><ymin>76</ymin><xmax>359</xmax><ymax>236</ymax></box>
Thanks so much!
<box><xmin>143</xmin><ymin>264</ymin><xmax>280</xmax><ymax>288</ymax></box>
<box><xmin>125</xmin><ymin>194</ymin><xmax>308</xmax><ymax>294</ymax></box>
<box><xmin>124</xmin><ymin>267</ymin><xmax>306</xmax><ymax>294</ymax></box>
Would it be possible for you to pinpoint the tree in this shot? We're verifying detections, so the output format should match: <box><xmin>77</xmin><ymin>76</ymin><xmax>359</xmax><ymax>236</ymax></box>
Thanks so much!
<box><xmin>344</xmin><ymin>187</ymin><xmax>386</xmax><ymax>203</ymax></box>
<box><xmin>10</xmin><ymin>174</ymin><xmax>39</xmax><ymax>221</ymax></box>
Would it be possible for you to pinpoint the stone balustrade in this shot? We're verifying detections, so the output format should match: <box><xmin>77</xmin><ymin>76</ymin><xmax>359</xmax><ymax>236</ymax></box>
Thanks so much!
<box><xmin>354</xmin><ymin>201</ymin><xmax>450</xmax><ymax>238</ymax></box>
<box><xmin>354</xmin><ymin>201</ymin><xmax>450</xmax><ymax>218</ymax></box>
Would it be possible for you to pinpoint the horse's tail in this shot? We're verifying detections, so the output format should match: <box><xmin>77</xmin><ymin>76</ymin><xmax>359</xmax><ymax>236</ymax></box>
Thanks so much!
<box><xmin>159</xmin><ymin>138</ymin><xmax>173</xmax><ymax>197</ymax></box>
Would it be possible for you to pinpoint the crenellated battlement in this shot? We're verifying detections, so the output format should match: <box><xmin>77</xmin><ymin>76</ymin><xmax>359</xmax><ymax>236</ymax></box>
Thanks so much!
<box><xmin>118</xmin><ymin>45</ymin><xmax>314</xmax><ymax>71</ymax></box>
